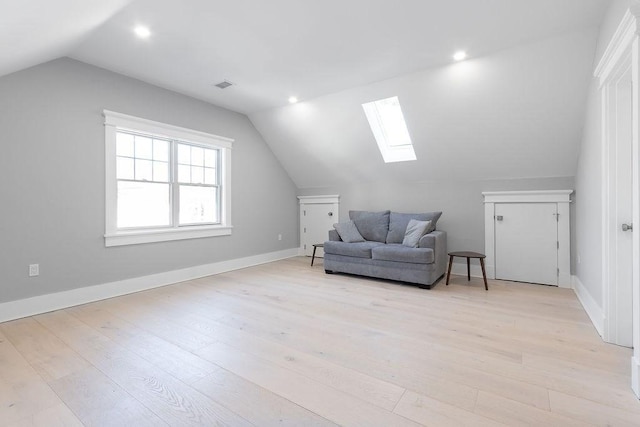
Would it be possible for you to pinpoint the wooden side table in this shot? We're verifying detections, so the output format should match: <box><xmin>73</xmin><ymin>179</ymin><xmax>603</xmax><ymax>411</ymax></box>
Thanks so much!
<box><xmin>446</xmin><ymin>251</ymin><xmax>488</xmax><ymax>290</ymax></box>
<box><xmin>311</xmin><ymin>243</ymin><xmax>324</xmax><ymax>266</ymax></box>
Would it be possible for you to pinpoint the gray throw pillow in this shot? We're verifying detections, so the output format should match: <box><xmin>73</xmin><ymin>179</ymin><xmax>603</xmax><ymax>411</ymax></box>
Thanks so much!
<box><xmin>333</xmin><ymin>221</ymin><xmax>365</xmax><ymax>243</ymax></box>
<box><xmin>402</xmin><ymin>219</ymin><xmax>432</xmax><ymax>247</ymax></box>
<box><xmin>349</xmin><ymin>210</ymin><xmax>390</xmax><ymax>242</ymax></box>
<box><xmin>387</xmin><ymin>211</ymin><xmax>442</xmax><ymax>243</ymax></box>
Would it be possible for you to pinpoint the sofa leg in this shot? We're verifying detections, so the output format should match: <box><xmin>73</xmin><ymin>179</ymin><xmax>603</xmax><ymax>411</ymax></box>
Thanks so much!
<box><xmin>325</xmin><ymin>270</ymin><xmax>334</xmax><ymax>274</ymax></box>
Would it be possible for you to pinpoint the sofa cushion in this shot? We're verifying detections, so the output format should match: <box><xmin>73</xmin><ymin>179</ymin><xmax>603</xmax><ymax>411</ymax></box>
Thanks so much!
<box><xmin>402</xmin><ymin>219</ymin><xmax>432</xmax><ymax>248</ymax></box>
<box><xmin>324</xmin><ymin>241</ymin><xmax>384</xmax><ymax>259</ymax></box>
<box><xmin>333</xmin><ymin>220</ymin><xmax>365</xmax><ymax>243</ymax></box>
<box><xmin>386</xmin><ymin>211</ymin><xmax>442</xmax><ymax>243</ymax></box>
<box><xmin>349</xmin><ymin>210</ymin><xmax>390</xmax><ymax>243</ymax></box>
<box><xmin>372</xmin><ymin>244</ymin><xmax>435</xmax><ymax>264</ymax></box>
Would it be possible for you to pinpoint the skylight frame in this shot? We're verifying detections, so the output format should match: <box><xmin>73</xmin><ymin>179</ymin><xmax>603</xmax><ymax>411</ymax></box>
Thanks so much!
<box><xmin>362</xmin><ymin>96</ymin><xmax>416</xmax><ymax>163</ymax></box>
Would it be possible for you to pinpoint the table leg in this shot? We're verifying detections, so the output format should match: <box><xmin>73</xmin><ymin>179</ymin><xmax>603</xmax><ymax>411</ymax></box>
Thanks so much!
<box><xmin>480</xmin><ymin>258</ymin><xmax>488</xmax><ymax>290</ymax></box>
<box><xmin>467</xmin><ymin>257</ymin><xmax>471</xmax><ymax>281</ymax></box>
<box><xmin>445</xmin><ymin>255</ymin><xmax>454</xmax><ymax>285</ymax></box>
<box><xmin>311</xmin><ymin>246</ymin><xmax>317</xmax><ymax>266</ymax></box>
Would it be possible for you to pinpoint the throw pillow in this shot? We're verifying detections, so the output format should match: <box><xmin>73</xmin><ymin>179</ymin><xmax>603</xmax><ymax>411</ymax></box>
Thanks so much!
<box><xmin>334</xmin><ymin>221</ymin><xmax>365</xmax><ymax>243</ymax></box>
<box><xmin>402</xmin><ymin>219</ymin><xmax>432</xmax><ymax>248</ymax></box>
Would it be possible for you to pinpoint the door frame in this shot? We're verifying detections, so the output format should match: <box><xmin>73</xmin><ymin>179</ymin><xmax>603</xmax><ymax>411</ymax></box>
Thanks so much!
<box><xmin>297</xmin><ymin>195</ymin><xmax>340</xmax><ymax>256</ymax></box>
<box><xmin>482</xmin><ymin>190</ymin><xmax>573</xmax><ymax>288</ymax></box>
<box><xmin>594</xmin><ymin>6</ymin><xmax>640</xmax><ymax>397</ymax></box>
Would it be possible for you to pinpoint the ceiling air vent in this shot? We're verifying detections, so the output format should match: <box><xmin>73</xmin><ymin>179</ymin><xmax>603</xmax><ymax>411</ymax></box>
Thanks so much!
<box><xmin>214</xmin><ymin>80</ymin><xmax>233</xmax><ymax>89</ymax></box>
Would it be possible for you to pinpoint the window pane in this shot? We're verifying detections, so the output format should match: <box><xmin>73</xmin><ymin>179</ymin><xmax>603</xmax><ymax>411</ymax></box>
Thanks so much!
<box><xmin>179</xmin><ymin>185</ymin><xmax>218</xmax><ymax>224</ymax></box>
<box><xmin>135</xmin><ymin>136</ymin><xmax>153</xmax><ymax>159</ymax></box>
<box><xmin>135</xmin><ymin>159</ymin><xmax>153</xmax><ymax>181</ymax></box>
<box><xmin>117</xmin><ymin>181</ymin><xmax>170</xmax><ymax>228</ymax></box>
<box><xmin>153</xmin><ymin>139</ymin><xmax>169</xmax><ymax>162</ymax></box>
<box><xmin>116</xmin><ymin>133</ymin><xmax>134</xmax><ymax>157</ymax></box>
<box><xmin>178</xmin><ymin>164</ymin><xmax>191</xmax><ymax>183</ymax></box>
<box><xmin>117</xmin><ymin>157</ymin><xmax>134</xmax><ymax>180</ymax></box>
<box><xmin>191</xmin><ymin>166</ymin><xmax>204</xmax><ymax>184</ymax></box>
<box><xmin>204</xmin><ymin>149</ymin><xmax>216</xmax><ymax>167</ymax></box>
<box><xmin>191</xmin><ymin>147</ymin><xmax>204</xmax><ymax>166</ymax></box>
<box><xmin>204</xmin><ymin>167</ymin><xmax>216</xmax><ymax>185</ymax></box>
<box><xmin>178</xmin><ymin>143</ymin><xmax>191</xmax><ymax>164</ymax></box>
<box><xmin>153</xmin><ymin>161</ymin><xmax>169</xmax><ymax>182</ymax></box>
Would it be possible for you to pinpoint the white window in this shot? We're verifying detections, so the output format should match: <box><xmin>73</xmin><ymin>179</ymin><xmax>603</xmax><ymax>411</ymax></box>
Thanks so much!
<box><xmin>362</xmin><ymin>96</ymin><xmax>416</xmax><ymax>163</ymax></box>
<box><xmin>104</xmin><ymin>110</ymin><xmax>233</xmax><ymax>247</ymax></box>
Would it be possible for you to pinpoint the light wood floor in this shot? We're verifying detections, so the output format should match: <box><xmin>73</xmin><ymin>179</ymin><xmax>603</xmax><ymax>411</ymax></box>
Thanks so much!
<box><xmin>1</xmin><ymin>257</ymin><xmax>639</xmax><ymax>426</ymax></box>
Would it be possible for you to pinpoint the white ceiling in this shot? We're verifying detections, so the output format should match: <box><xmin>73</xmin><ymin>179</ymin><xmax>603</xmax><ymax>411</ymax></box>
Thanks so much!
<box><xmin>250</xmin><ymin>28</ymin><xmax>599</xmax><ymax>187</ymax></box>
<box><xmin>2</xmin><ymin>0</ymin><xmax>610</xmax><ymax>114</ymax></box>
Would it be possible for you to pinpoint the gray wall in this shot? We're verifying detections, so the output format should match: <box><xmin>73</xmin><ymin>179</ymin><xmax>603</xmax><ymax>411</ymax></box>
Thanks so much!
<box><xmin>0</xmin><ymin>58</ymin><xmax>298</xmax><ymax>304</ymax></box>
<box><xmin>574</xmin><ymin>0</ymin><xmax>636</xmax><ymax>307</ymax></box>
<box><xmin>299</xmin><ymin>176</ymin><xmax>575</xmax><ymax>271</ymax></box>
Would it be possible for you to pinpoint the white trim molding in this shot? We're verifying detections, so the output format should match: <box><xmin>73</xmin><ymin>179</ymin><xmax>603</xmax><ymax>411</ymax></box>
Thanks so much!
<box><xmin>0</xmin><ymin>248</ymin><xmax>299</xmax><ymax>324</ymax></box>
<box><xmin>595</xmin><ymin>5</ymin><xmax>640</xmax><ymax>398</ymax></box>
<box><xmin>483</xmin><ymin>190</ymin><xmax>573</xmax><ymax>288</ymax></box>
<box><xmin>104</xmin><ymin>110</ymin><xmax>234</xmax><ymax>247</ymax></box>
<box><xmin>297</xmin><ymin>195</ymin><xmax>340</xmax><ymax>205</ymax></box>
<box><xmin>572</xmin><ymin>275</ymin><xmax>605</xmax><ymax>337</ymax></box>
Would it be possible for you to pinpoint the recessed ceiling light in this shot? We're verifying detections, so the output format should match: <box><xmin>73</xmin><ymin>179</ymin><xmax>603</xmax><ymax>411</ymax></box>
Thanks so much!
<box><xmin>453</xmin><ymin>51</ymin><xmax>467</xmax><ymax>61</ymax></box>
<box><xmin>134</xmin><ymin>26</ymin><xmax>151</xmax><ymax>39</ymax></box>
<box><xmin>288</xmin><ymin>96</ymin><xmax>298</xmax><ymax>104</ymax></box>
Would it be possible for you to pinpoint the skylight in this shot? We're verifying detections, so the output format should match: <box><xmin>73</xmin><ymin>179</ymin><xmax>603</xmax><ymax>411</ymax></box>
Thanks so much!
<box><xmin>362</xmin><ymin>96</ymin><xmax>416</xmax><ymax>163</ymax></box>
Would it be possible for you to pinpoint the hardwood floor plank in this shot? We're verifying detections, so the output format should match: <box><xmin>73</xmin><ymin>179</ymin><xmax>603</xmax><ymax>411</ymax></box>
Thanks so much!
<box><xmin>549</xmin><ymin>390</ymin><xmax>640</xmax><ymax>427</ymax></box>
<box><xmin>34</xmin><ymin>310</ymin><xmax>254</xmax><ymax>427</ymax></box>
<box><xmin>191</xmin><ymin>365</ymin><xmax>339</xmax><ymax>427</ymax></box>
<box><xmin>195</xmin><ymin>340</ymin><xmax>423</xmax><ymax>427</ymax></box>
<box><xmin>1</xmin><ymin>318</ymin><xmax>91</xmax><ymax>382</ymax></box>
<box><xmin>48</xmin><ymin>366</ymin><xmax>167</xmax><ymax>427</ymax></box>
<box><xmin>6</xmin><ymin>403</ymin><xmax>83</xmax><ymax>427</ymax></box>
<box><xmin>474</xmin><ymin>390</ymin><xmax>592</xmax><ymax>427</ymax></box>
<box><xmin>66</xmin><ymin>304</ymin><xmax>218</xmax><ymax>385</ymax></box>
<box><xmin>393</xmin><ymin>390</ymin><xmax>506</xmax><ymax>427</ymax></box>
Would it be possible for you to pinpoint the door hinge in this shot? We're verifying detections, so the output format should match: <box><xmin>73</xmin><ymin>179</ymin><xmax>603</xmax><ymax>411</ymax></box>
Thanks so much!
<box><xmin>557</xmin><ymin>268</ymin><xmax>560</xmax><ymax>276</ymax></box>
<box><xmin>557</xmin><ymin>241</ymin><xmax>559</xmax><ymax>249</ymax></box>
<box><xmin>304</xmin><ymin>244</ymin><xmax>307</xmax><ymax>250</ymax></box>
<box><xmin>304</xmin><ymin>210</ymin><xmax>306</xmax><ymax>216</ymax></box>
<box><xmin>304</xmin><ymin>227</ymin><xmax>306</xmax><ymax>233</ymax></box>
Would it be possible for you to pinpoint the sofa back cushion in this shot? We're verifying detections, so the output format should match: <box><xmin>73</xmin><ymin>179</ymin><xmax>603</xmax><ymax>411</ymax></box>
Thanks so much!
<box><xmin>349</xmin><ymin>210</ymin><xmax>390</xmax><ymax>243</ymax></box>
<box><xmin>386</xmin><ymin>211</ymin><xmax>442</xmax><ymax>244</ymax></box>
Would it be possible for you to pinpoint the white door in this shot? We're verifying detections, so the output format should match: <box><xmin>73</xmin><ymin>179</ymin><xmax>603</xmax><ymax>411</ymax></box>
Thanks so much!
<box><xmin>607</xmin><ymin>71</ymin><xmax>633</xmax><ymax>347</ymax></box>
<box><xmin>495</xmin><ymin>203</ymin><xmax>558</xmax><ymax>286</ymax></box>
<box><xmin>300</xmin><ymin>203</ymin><xmax>338</xmax><ymax>257</ymax></box>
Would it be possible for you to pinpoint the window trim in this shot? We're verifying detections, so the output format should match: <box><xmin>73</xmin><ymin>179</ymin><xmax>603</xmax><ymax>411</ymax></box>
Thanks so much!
<box><xmin>104</xmin><ymin>110</ymin><xmax>233</xmax><ymax>247</ymax></box>
<box><xmin>362</xmin><ymin>96</ymin><xmax>416</xmax><ymax>163</ymax></box>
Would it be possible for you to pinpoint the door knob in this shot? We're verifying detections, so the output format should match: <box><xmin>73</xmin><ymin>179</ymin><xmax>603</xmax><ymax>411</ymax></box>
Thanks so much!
<box><xmin>622</xmin><ymin>223</ymin><xmax>633</xmax><ymax>232</ymax></box>
<box><xmin>328</xmin><ymin>212</ymin><xmax>333</xmax><ymax>217</ymax></box>
<box><xmin>495</xmin><ymin>215</ymin><xmax>503</xmax><ymax>221</ymax></box>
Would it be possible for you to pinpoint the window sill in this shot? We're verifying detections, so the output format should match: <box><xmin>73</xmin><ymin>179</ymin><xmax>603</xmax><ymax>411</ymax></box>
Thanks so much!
<box><xmin>105</xmin><ymin>225</ymin><xmax>233</xmax><ymax>247</ymax></box>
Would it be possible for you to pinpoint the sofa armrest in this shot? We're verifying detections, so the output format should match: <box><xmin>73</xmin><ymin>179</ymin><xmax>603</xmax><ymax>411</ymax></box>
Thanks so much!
<box><xmin>419</xmin><ymin>230</ymin><xmax>447</xmax><ymax>275</ymax></box>
<box><xmin>328</xmin><ymin>229</ymin><xmax>342</xmax><ymax>241</ymax></box>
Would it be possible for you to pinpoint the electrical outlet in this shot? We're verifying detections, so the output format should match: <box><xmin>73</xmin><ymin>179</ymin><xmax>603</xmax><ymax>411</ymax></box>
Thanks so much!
<box><xmin>278</xmin><ymin>234</ymin><xmax>282</xmax><ymax>241</ymax></box>
<box><xmin>29</xmin><ymin>264</ymin><xmax>39</xmax><ymax>277</ymax></box>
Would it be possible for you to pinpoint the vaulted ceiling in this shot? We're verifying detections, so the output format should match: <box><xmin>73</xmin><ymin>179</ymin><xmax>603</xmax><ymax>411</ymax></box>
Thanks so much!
<box><xmin>2</xmin><ymin>0</ymin><xmax>612</xmax><ymax>188</ymax></box>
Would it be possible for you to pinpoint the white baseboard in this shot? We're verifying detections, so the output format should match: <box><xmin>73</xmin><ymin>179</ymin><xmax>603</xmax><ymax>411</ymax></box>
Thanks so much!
<box><xmin>572</xmin><ymin>275</ymin><xmax>604</xmax><ymax>337</ymax></box>
<box><xmin>0</xmin><ymin>248</ymin><xmax>299</xmax><ymax>324</ymax></box>
<box><xmin>633</xmin><ymin>356</ymin><xmax>640</xmax><ymax>398</ymax></box>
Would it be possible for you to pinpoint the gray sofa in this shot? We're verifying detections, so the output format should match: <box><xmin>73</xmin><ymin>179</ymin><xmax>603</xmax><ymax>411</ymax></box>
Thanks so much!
<box><xmin>324</xmin><ymin>210</ymin><xmax>447</xmax><ymax>288</ymax></box>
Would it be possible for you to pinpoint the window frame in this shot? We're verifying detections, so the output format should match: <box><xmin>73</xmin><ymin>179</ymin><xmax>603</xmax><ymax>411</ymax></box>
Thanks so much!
<box><xmin>362</xmin><ymin>96</ymin><xmax>417</xmax><ymax>163</ymax></box>
<box><xmin>104</xmin><ymin>110</ymin><xmax>233</xmax><ymax>247</ymax></box>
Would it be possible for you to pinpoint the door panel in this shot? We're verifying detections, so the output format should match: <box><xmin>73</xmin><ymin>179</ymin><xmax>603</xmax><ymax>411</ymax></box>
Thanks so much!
<box><xmin>301</xmin><ymin>204</ymin><xmax>337</xmax><ymax>257</ymax></box>
<box><xmin>611</xmin><ymin>75</ymin><xmax>633</xmax><ymax>347</ymax></box>
<box><xmin>495</xmin><ymin>203</ymin><xmax>558</xmax><ymax>286</ymax></box>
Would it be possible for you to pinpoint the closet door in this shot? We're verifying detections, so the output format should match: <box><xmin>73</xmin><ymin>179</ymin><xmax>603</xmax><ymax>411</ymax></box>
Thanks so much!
<box><xmin>494</xmin><ymin>203</ymin><xmax>558</xmax><ymax>285</ymax></box>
